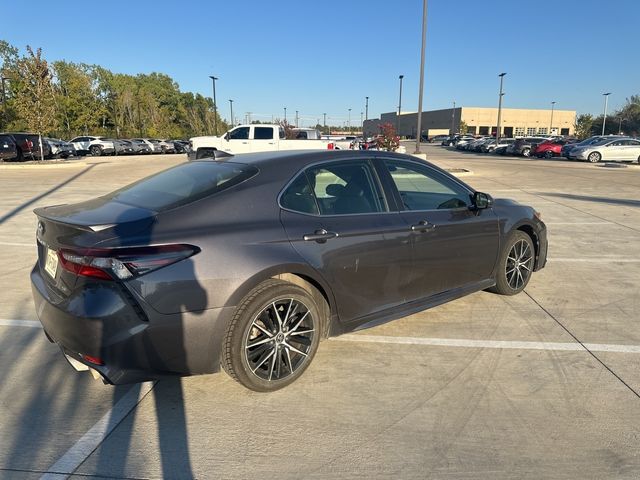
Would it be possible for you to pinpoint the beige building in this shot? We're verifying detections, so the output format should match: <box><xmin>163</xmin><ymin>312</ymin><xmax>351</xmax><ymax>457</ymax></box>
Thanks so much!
<box><xmin>364</xmin><ymin>107</ymin><xmax>576</xmax><ymax>138</ymax></box>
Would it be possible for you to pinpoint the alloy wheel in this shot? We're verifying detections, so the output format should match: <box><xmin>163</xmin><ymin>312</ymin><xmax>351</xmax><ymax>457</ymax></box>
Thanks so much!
<box><xmin>244</xmin><ymin>298</ymin><xmax>315</xmax><ymax>382</ymax></box>
<box><xmin>588</xmin><ymin>152</ymin><xmax>601</xmax><ymax>163</ymax></box>
<box><xmin>505</xmin><ymin>239</ymin><xmax>533</xmax><ymax>290</ymax></box>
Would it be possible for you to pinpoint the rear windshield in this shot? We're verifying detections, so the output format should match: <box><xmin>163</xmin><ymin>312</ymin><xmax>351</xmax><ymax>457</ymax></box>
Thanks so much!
<box><xmin>105</xmin><ymin>161</ymin><xmax>258</xmax><ymax>211</ymax></box>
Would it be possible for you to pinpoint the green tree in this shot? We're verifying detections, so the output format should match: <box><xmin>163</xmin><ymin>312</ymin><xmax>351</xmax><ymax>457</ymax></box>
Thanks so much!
<box><xmin>11</xmin><ymin>46</ymin><xmax>57</xmax><ymax>156</ymax></box>
<box><xmin>574</xmin><ymin>114</ymin><xmax>594</xmax><ymax>139</ymax></box>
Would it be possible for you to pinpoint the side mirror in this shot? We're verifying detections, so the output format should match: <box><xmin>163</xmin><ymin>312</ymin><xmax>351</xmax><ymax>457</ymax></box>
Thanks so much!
<box><xmin>472</xmin><ymin>192</ymin><xmax>493</xmax><ymax>209</ymax></box>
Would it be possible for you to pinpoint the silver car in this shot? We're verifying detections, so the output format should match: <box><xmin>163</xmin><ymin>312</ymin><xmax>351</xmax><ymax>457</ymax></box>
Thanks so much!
<box><xmin>570</xmin><ymin>137</ymin><xmax>640</xmax><ymax>163</ymax></box>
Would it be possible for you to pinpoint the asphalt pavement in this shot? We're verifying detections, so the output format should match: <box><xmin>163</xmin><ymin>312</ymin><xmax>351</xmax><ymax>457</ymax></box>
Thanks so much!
<box><xmin>0</xmin><ymin>146</ymin><xmax>639</xmax><ymax>479</ymax></box>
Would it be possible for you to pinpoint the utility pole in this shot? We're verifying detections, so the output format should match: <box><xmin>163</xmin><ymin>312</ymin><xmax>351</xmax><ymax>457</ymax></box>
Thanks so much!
<box><xmin>495</xmin><ymin>72</ymin><xmax>506</xmax><ymax>146</ymax></box>
<box><xmin>365</xmin><ymin>96</ymin><xmax>369</xmax><ymax>120</ymax></box>
<box><xmin>549</xmin><ymin>101</ymin><xmax>556</xmax><ymax>133</ymax></box>
<box><xmin>284</xmin><ymin>107</ymin><xmax>287</xmax><ymax>123</ymax></box>
<box><xmin>295</xmin><ymin>110</ymin><xmax>299</xmax><ymax>127</ymax></box>
<box><xmin>397</xmin><ymin>74</ymin><xmax>404</xmax><ymax>135</ymax></box>
<box><xmin>348</xmin><ymin>108</ymin><xmax>351</xmax><ymax>133</ymax></box>
<box><xmin>209</xmin><ymin>75</ymin><xmax>218</xmax><ymax>135</ymax></box>
<box><xmin>602</xmin><ymin>92</ymin><xmax>612</xmax><ymax>135</ymax></box>
<box><xmin>414</xmin><ymin>0</ymin><xmax>427</xmax><ymax>152</ymax></box>
<box><xmin>323</xmin><ymin>112</ymin><xmax>326</xmax><ymax>130</ymax></box>
<box><xmin>450</xmin><ymin>101</ymin><xmax>456</xmax><ymax>135</ymax></box>
<box><xmin>229</xmin><ymin>99</ymin><xmax>234</xmax><ymax>128</ymax></box>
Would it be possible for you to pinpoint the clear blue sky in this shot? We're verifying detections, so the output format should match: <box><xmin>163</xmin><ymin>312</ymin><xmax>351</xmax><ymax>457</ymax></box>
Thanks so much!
<box><xmin>2</xmin><ymin>0</ymin><xmax>639</xmax><ymax>126</ymax></box>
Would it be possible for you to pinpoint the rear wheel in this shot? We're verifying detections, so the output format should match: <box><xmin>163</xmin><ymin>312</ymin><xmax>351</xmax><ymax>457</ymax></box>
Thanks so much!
<box><xmin>588</xmin><ymin>151</ymin><xmax>601</xmax><ymax>163</ymax></box>
<box><xmin>544</xmin><ymin>150</ymin><xmax>554</xmax><ymax>159</ymax></box>
<box><xmin>489</xmin><ymin>231</ymin><xmax>534</xmax><ymax>295</ymax></box>
<box><xmin>223</xmin><ymin>280</ymin><xmax>321</xmax><ymax>392</ymax></box>
<box><xmin>89</xmin><ymin>145</ymin><xmax>102</xmax><ymax>156</ymax></box>
<box><xmin>522</xmin><ymin>147</ymin><xmax>531</xmax><ymax>157</ymax></box>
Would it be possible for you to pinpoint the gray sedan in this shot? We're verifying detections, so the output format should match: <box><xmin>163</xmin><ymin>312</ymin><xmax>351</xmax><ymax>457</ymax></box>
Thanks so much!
<box><xmin>31</xmin><ymin>150</ymin><xmax>547</xmax><ymax>391</ymax></box>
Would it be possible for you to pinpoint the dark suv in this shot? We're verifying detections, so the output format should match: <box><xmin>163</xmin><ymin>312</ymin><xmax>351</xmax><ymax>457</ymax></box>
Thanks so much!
<box><xmin>1</xmin><ymin>132</ymin><xmax>52</xmax><ymax>161</ymax></box>
<box><xmin>510</xmin><ymin>137</ymin><xmax>547</xmax><ymax>157</ymax></box>
<box><xmin>0</xmin><ymin>134</ymin><xmax>19</xmax><ymax>161</ymax></box>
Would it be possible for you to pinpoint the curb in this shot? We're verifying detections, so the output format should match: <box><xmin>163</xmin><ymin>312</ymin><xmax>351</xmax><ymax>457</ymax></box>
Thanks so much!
<box><xmin>0</xmin><ymin>161</ymin><xmax>91</xmax><ymax>169</ymax></box>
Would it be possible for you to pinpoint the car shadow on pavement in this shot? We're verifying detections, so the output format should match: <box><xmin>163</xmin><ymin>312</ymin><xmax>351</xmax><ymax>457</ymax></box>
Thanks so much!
<box><xmin>540</xmin><ymin>192</ymin><xmax>640</xmax><ymax>208</ymax></box>
<box><xmin>0</xmin><ymin>164</ymin><xmax>99</xmax><ymax>225</ymax></box>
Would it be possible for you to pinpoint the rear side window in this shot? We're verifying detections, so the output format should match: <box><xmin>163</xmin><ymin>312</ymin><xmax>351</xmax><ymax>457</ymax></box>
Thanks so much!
<box><xmin>254</xmin><ymin>127</ymin><xmax>274</xmax><ymax>140</ymax></box>
<box><xmin>280</xmin><ymin>173</ymin><xmax>319</xmax><ymax>215</ymax></box>
<box><xmin>106</xmin><ymin>161</ymin><xmax>257</xmax><ymax>211</ymax></box>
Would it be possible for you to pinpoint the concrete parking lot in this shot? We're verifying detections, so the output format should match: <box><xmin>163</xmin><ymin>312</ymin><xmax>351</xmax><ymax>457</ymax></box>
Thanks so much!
<box><xmin>1</xmin><ymin>146</ymin><xmax>639</xmax><ymax>479</ymax></box>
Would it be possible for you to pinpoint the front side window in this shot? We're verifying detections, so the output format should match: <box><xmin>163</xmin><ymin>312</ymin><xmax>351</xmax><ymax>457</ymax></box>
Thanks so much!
<box><xmin>228</xmin><ymin>127</ymin><xmax>249</xmax><ymax>140</ymax></box>
<box><xmin>384</xmin><ymin>160</ymin><xmax>470</xmax><ymax>211</ymax></box>
<box><xmin>254</xmin><ymin>127</ymin><xmax>273</xmax><ymax>140</ymax></box>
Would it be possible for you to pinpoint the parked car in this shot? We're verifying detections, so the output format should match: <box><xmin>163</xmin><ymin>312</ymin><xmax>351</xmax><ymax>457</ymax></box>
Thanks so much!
<box><xmin>131</xmin><ymin>138</ymin><xmax>163</xmax><ymax>154</ymax></box>
<box><xmin>46</xmin><ymin>138</ymin><xmax>76</xmax><ymax>159</ymax></box>
<box><xmin>569</xmin><ymin>137</ymin><xmax>640</xmax><ymax>163</ymax></box>
<box><xmin>429</xmin><ymin>134</ymin><xmax>450</xmax><ymax>143</ymax></box>
<box><xmin>152</xmin><ymin>139</ymin><xmax>176</xmax><ymax>154</ymax></box>
<box><xmin>128</xmin><ymin>139</ymin><xmax>152</xmax><ymax>154</ymax></box>
<box><xmin>31</xmin><ymin>150</ymin><xmax>547</xmax><ymax>391</ymax></box>
<box><xmin>442</xmin><ymin>135</ymin><xmax>474</xmax><ymax>147</ymax></box>
<box><xmin>172</xmin><ymin>140</ymin><xmax>190</xmax><ymax>154</ymax></box>
<box><xmin>561</xmin><ymin>135</ymin><xmax>624</xmax><ymax>160</ymax></box>
<box><xmin>455</xmin><ymin>137</ymin><xmax>478</xmax><ymax>150</ymax></box>
<box><xmin>69</xmin><ymin>136</ymin><xmax>115</xmax><ymax>156</ymax></box>
<box><xmin>2</xmin><ymin>132</ymin><xmax>52</xmax><ymax>160</ymax></box>
<box><xmin>0</xmin><ymin>134</ymin><xmax>19</xmax><ymax>161</ymax></box>
<box><xmin>113</xmin><ymin>139</ymin><xmax>135</xmax><ymax>155</ymax></box>
<box><xmin>508</xmin><ymin>137</ymin><xmax>548</xmax><ymax>157</ymax></box>
<box><xmin>483</xmin><ymin>138</ymin><xmax>515</xmax><ymax>153</ymax></box>
<box><xmin>532</xmin><ymin>138</ymin><xmax>578</xmax><ymax>159</ymax></box>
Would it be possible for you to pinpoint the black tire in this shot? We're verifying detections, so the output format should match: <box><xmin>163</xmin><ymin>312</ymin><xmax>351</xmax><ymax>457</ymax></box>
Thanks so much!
<box><xmin>544</xmin><ymin>150</ymin><xmax>554</xmax><ymax>159</ymax></box>
<box><xmin>587</xmin><ymin>151</ymin><xmax>601</xmax><ymax>163</ymax></box>
<box><xmin>489</xmin><ymin>230</ymin><xmax>535</xmax><ymax>295</ymax></box>
<box><xmin>90</xmin><ymin>145</ymin><xmax>102</xmax><ymax>156</ymax></box>
<box><xmin>222</xmin><ymin>279</ymin><xmax>322</xmax><ymax>392</ymax></box>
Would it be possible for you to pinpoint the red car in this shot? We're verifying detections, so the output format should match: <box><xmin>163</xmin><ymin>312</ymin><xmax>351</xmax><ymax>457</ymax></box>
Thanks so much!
<box><xmin>533</xmin><ymin>138</ymin><xmax>577</xmax><ymax>159</ymax></box>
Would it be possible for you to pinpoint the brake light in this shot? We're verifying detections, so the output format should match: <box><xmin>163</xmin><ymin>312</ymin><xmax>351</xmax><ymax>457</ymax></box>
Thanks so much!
<box><xmin>58</xmin><ymin>244</ymin><xmax>199</xmax><ymax>281</ymax></box>
<box><xmin>327</xmin><ymin>142</ymin><xmax>335</xmax><ymax>150</ymax></box>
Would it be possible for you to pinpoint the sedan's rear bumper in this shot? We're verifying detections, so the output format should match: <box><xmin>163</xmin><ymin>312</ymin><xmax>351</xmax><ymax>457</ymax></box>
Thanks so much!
<box><xmin>31</xmin><ymin>265</ymin><xmax>233</xmax><ymax>384</ymax></box>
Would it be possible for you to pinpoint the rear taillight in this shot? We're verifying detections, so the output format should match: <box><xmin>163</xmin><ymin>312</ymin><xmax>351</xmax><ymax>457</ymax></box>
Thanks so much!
<box><xmin>58</xmin><ymin>244</ymin><xmax>199</xmax><ymax>281</ymax></box>
<box><xmin>327</xmin><ymin>142</ymin><xmax>335</xmax><ymax>150</ymax></box>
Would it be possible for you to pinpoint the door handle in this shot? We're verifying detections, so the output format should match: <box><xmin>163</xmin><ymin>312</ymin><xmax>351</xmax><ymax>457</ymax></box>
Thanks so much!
<box><xmin>303</xmin><ymin>229</ymin><xmax>338</xmax><ymax>242</ymax></box>
<box><xmin>410</xmin><ymin>220</ymin><xmax>436</xmax><ymax>232</ymax></box>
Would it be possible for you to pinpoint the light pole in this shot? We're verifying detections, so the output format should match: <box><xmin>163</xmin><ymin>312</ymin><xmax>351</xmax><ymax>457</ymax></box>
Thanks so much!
<box><xmin>1</xmin><ymin>76</ymin><xmax>9</xmax><ymax>130</ymax></box>
<box><xmin>365</xmin><ymin>96</ymin><xmax>369</xmax><ymax>120</ymax></box>
<box><xmin>323</xmin><ymin>113</ymin><xmax>326</xmax><ymax>131</ymax></box>
<box><xmin>602</xmin><ymin>92</ymin><xmax>611</xmax><ymax>135</ymax></box>
<box><xmin>495</xmin><ymin>72</ymin><xmax>506</xmax><ymax>146</ymax></box>
<box><xmin>284</xmin><ymin>107</ymin><xmax>287</xmax><ymax>123</ymax></box>
<box><xmin>348</xmin><ymin>108</ymin><xmax>351</xmax><ymax>133</ymax></box>
<box><xmin>549</xmin><ymin>101</ymin><xmax>556</xmax><ymax>134</ymax></box>
<box><xmin>450</xmin><ymin>101</ymin><xmax>456</xmax><ymax>135</ymax></box>
<box><xmin>229</xmin><ymin>99</ymin><xmax>234</xmax><ymax>128</ymax></box>
<box><xmin>414</xmin><ymin>0</ymin><xmax>427</xmax><ymax>152</ymax></box>
<box><xmin>397</xmin><ymin>74</ymin><xmax>404</xmax><ymax>135</ymax></box>
<box><xmin>209</xmin><ymin>75</ymin><xmax>218</xmax><ymax>135</ymax></box>
<box><xmin>295</xmin><ymin>110</ymin><xmax>299</xmax><ymax>127</ymax></box>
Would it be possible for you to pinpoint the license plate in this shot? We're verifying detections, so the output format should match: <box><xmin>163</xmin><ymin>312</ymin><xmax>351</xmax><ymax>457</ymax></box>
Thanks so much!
<box><xmin>44</xmin><ymin>247</ymin><xmax>59</xmax><ymax>278</ymax></box>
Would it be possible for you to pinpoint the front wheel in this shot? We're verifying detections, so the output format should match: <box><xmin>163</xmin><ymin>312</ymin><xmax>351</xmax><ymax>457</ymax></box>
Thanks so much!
<box><xmin>588</xmin><ymin>152</ymin><xmax>601</xmax><ymax>163</ymax></box>
<box><xmin>89</xmin><ymin>145</ymin><xmax>102</xmax><ymax>156</ymax></box>
<box><xmin>489</xmin><ymin>231</ymin><xmax>535</xmax><ymax>295</ymax></box>
<box><xmin>522</xmin><ymin>147</ymin><xmax>531</xmax><ymax>157</ymax></box>
<box><xmin>222</xmin><ymin>280</ymin><xmax>321</xmax><ymax>392</ymax></box>
<box><xmin>544</xmin><ymin>150</ymin><xmax>554</xmax><ymax>159</ymax></box>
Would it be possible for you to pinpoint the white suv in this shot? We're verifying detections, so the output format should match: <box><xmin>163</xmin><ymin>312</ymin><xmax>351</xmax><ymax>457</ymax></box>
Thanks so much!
<box><xmin>69</xmin><ymin>136</ymin><xmax>116</xmax><ymax>156</ymax></box>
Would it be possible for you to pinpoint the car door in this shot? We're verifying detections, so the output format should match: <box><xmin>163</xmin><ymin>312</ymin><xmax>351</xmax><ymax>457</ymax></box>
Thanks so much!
<box><xmin>376</xmin><ymin>157</ymin><xmax>500</xmax><ymax>301</ymax></box>
<box><xmin>279</xmin><ymin>158</ymin><xmax>413</xmax><ymax>323</ymax></box>
<box><xmin>619</xmin><ymin>140</ymin><xmax>640</xmax><ymax>160</ymax></box>
<box><xmin>223</xmin><ymin>126</ymin><xmax>251</xmax><ymax>154</ymax></box>
<box><xmin>603</xmin><ymin>140</ymin><xmax>625</xmax><ymax>161</ymax></box>
<box><xmin>251</xmin><ymin>126</ymin><xmax>277</xmax><ymax>152</ymax></box>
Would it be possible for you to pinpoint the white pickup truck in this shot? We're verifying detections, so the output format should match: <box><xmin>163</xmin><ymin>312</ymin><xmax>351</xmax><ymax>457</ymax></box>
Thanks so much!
<box><xmin>188</xmin><ymin>124</ymin><xmax>336</xmax><ymax>159</ymax></box>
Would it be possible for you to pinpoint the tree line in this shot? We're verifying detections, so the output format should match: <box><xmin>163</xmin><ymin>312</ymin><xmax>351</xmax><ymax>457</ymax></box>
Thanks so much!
<box><xmin>0</xmin><ymin>41</ymin><xmax>227</xmax><ymax>140</ymax></box>
<box><xmin>574</xmin><ymin>96</ymin><xmax>640</xmax><ymax>139</ymax></box>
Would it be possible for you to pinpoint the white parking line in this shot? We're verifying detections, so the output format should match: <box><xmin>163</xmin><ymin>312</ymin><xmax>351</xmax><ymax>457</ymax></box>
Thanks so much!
<box><xmin>549</xmin><ymin>258</ymin><xmax>640</xmax><ymax>263</ymax></box>
<box><xmin>40</xmin><ymin>382</ymin><xmax>156</xmax><ymax>480</ymax></box>
<box><xmin>545</xmin><ymin>221</ymin><xmax>612</xmax><ymax>225</ymax></box>
<box><xmin>0</xmin><ymin>319</ymin><xmax>41</xmax><ymax>328</ymax></box>
<box><xmin>334</xmin><ymin>334</ymin><xmax>640</xmax><ymax>354</ymax></box>
<box><xmin>0</xmin><ymin>241</ymin><xmax>35</xmax><ymax>247</ymax></box>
